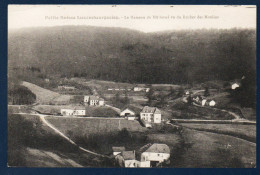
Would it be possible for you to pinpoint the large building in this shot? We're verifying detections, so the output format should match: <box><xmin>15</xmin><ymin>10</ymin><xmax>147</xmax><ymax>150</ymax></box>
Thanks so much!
<box><xmin>60</xmin><ymin>107</ymin><xmax>86</xmax><ymax>116</ymax></box>
<box><xmin>140</xmin><ymin>106</ymin><xmax>161</xmax><ymax>124</ymax></box>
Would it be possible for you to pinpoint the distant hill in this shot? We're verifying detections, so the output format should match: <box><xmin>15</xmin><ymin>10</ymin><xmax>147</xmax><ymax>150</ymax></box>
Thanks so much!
<box><xmin>8</xmin><ymin>26</ymin><xmax>256</xmax><ymax>84</ymax></box>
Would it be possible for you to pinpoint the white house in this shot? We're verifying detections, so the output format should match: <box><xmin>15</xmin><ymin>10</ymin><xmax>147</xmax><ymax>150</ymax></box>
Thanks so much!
<box><xmin>58</xmin><ymin>85</ymin><xmax>76</xmax><ymax>91</ymax></box>
<box><xmin>61</xmin><ymin>109</ymin><xmax>74</xmax><ymax>116</ymax></box>
<box><xmin>134</xmin><ymin>87</ymin><xmax>150</xmax><ymax>92</ymax></box>
<box><xmin>137</xmin><ymin>143</ymin><xmax>170</xmax><ymax>167</ymax></box>
<box><xmin>202</xmin><ymin>99</ymin><xmax>207</xmax><ymax>106</ymax></box>
<box><xmin>112</xmin><ymin>146</ymin><xmax>125</xmax><ymax>156</ymax></box>
<box><xmin>140</xmin><ymin>106</ymin><xmax>161</xmax><ymax>124</ymax></box>
<box><xmin>61</xmin><ymin>107</ymin><xmax>86</xmax><ymax>116</ymax></box>
<box><xmin>84</xmin><ymin>95</ymin><xmax>105</xmax><ymax>106</ymax></box>
<box><xmin>209</xmin><ymin>100</ymin><xmax>216</xmax><ymax>106</ymax></box>
<box><xmin>231</xmin><ymin>83</ymin><xmax>240</xmax><ymax>90</ymax></box>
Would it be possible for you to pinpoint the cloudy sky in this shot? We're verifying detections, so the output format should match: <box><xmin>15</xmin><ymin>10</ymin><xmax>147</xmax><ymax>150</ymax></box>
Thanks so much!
<box><xmin>8</xmin><ymin>5</ymin><xmax>256</xmax><ymax>33</ymax></box>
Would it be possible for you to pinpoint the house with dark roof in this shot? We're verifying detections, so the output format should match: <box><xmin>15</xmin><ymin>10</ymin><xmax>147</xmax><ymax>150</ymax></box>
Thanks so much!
<box><xmin>140</xmin><ymin>106</ymin><xmax>162</xmax><ymax>124</ymax></box>
<box><xmin>115</xmin><ymin>151</ymin><xmax>137</xmax><ymax>167</ymax></box>
<box><xmin>84</xmin><ymin>95</ymin><xmax>105</xmax><ymax>106</ymax></box>
<box><xmin>112</xmin><ymin>146</ymin><xmax>125</xmax><ymax>156</ymax></box>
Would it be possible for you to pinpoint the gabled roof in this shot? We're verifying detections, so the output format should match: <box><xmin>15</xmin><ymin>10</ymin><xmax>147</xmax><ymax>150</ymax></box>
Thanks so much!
<box><xmin>121</xmin><ymin>108</ymin><xmax>135</xmax><ymax>113</ymax></box>
<box><xmin>112</xmin><ymin>146</ymin><xmax>125</xmax><ymax>152</ymax></box>
<box><xmin>141</xmin><ymin>106</ymin><xmax>161</xmax><ymax>114</ymax></box>
<box><xmin>122</xmin><ymin>151</ymin><xmax>135</xmax><ymax>160</ymax></box>
<box><xmin>121</xmin><ymin>105</ymin><xmax>142</xmax><ymax>114</ymax></box>
<box><xmin>142</xmin><ymin>143</ymin><xmax>170</xmax><ymax>154</ymax></box>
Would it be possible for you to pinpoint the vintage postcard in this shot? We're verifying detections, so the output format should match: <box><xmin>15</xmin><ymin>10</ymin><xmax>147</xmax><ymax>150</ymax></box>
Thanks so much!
<box><xmin>8</xmin><ymin>5</ymin><xmax>256</xmax><ymax>168</ymax></box>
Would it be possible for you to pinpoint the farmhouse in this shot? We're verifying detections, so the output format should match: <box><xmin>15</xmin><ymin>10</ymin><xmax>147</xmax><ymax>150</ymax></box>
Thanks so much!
<box><xmin>140</xmin><ymin>106</ymin><xmax>161</xmax><ymax>124</ymax></box>
<box><xmin>60</xmin><ymin>107</ymin><xmax>86</xmax><ymax>116</ymax></box>
<box><xmin>84</xmin><ymin>95</ymin><xmax>105</xmax><ymax>106</ymax></box>
<box><xmin>120</xmin><ymin>108</ymin><xmax>136</xmax><ymax>120</ymax></box>
<box><xmin>138</xmin><ymin>143</ymin><xmax>170</xmax><ymax>167</ymax></box>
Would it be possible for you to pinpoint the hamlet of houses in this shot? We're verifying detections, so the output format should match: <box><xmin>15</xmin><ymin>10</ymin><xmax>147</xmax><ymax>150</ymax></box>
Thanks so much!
<box><xmin>113</xmin><ymin>143</ymin><xmax>170</xmax><ymax>168</ymax></box>
<box><xmin>60</xmin><ymin>94</ymin><xmax>162</xmax><ymax>128</ymax></box>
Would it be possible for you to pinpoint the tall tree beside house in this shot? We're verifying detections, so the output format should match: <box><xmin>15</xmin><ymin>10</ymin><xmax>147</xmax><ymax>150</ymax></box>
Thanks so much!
<box><xmin>230</xmin><ymin>72</ymin><xmax>256</xmax><ymax>109</ymax></box>
<box><xmin>124</xmin><ymin>89</ymin><xmax>130</xmax><ymax>105</ymax></box>
<box><xmin>177</xmin><ymin>87</ymin><xmax>185</xmax><ymax>97</ymax></box>
<box><xmin>187</xmin><ymin>95</ymin><xmax>193</xmax><ymax>105</ymax></box>
<box><xmin>204</xmin><ymin>87</ymin><xmax>210</xmax><ymax>97</ymax></box>
<box><xmin>146</xmin><ymin>85</ymin><xmax>154</xmax><ymax>106</ymax></box>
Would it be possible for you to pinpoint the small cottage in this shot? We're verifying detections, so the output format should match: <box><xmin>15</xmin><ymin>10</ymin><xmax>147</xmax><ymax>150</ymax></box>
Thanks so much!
<box><xmin>209</xmin><ymin>100</ymin><xmax>216</xmax><ymax>106</ymax></box>
<box><xmin>120</xmin><ymin>108</ymin><xmax>135</xmax><ymax>117</ymax></box>
<box><xmin>202</xmin><ymin>99</ymin><xmax>207</xmax><ymax>106</ymax></box>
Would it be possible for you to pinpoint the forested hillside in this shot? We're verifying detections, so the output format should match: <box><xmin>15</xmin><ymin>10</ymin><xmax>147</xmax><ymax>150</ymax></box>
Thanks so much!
<box><xmin>8</xmin><ymin>26</ymin><xmax>256</xmax><ymax>85</ymax></box>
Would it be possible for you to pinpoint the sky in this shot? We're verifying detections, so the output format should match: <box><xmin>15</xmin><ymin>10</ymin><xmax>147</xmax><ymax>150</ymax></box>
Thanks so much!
<box><xmin>8</xmin><ymin>5</ymin><xmax>256</xmax><ymax>33</ymax></box>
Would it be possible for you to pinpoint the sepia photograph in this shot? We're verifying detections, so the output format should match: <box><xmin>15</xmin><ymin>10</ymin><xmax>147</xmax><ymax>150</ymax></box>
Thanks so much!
<box><xmin>8</xmin><ymin>5</ymin><xmax>256</xmax><ymax>168</ymax></box>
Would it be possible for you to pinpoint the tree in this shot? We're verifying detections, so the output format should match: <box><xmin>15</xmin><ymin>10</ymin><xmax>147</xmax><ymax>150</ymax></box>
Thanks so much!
<box><xmin>204</xmin><ymin>87</ymin><xmax>210</xmax><ymax>97</ymax></box>
<box><xmin>187</xmin><ymin>95</ymin><xmax>193</xmax><ymax>105</ymax></box>
<box><xmin>177</xmin><ymin>87</ymin><xmax>185</xmax><ymax>97</ymax></box>
<box><xmin>146</xmin><ymin>85</ymin><xmax>154</xmax><ymax>106</ymax></box>
<box><xmin>124</xmin><ymin>89</ymin><xmax>130</xmax><ymax>105</ymax></box>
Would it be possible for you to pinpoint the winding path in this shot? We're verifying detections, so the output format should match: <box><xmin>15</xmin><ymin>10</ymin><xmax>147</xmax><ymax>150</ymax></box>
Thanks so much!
<box><xmin>13</xmin><ymin>113</ymin><xmax>109</xmax><ymax>158</ymax></box>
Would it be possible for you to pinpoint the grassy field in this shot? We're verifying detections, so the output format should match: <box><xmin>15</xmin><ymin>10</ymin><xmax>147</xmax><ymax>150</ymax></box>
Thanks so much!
<box><xmin>8</xmin><ymin>105</ymin><xmax>33</xmax><ymax>114</ymax></box>
<box><xmin>33</xmin><ymin>105</ymin><xmax>118</xmax><ymax>117</ymax></box>
<box><xmin>46</xmin><ymin>117</ymin><xmax>148</xmax><ymax>154</ymax></box>
<box><xmin>171</xmin><ymin>102</ymin><xmax>234</xmax><ymax>120</ymax></box>
<box><xmin>46</xmin><ymin>117</ymin><xmax>147</xmax><ymax>135</ymax></box>
<box><xmin>171</xmin><ymin>128</ymin><xmax>256</xmax><ymax>168</ymax></box>
<box><xmin>181</xmin><ymin>123</ymin><xmax>256</xmax><ymax>143</ymax></box>
<box><xmin>21</xmin><ymin>81</ymin><xmax>73</xmax><ymax>105</ymax></box>
<box><xmin>8</xmin><ymin>114</ymin><xmax>111</xmax><ymax>167</ymax></box>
